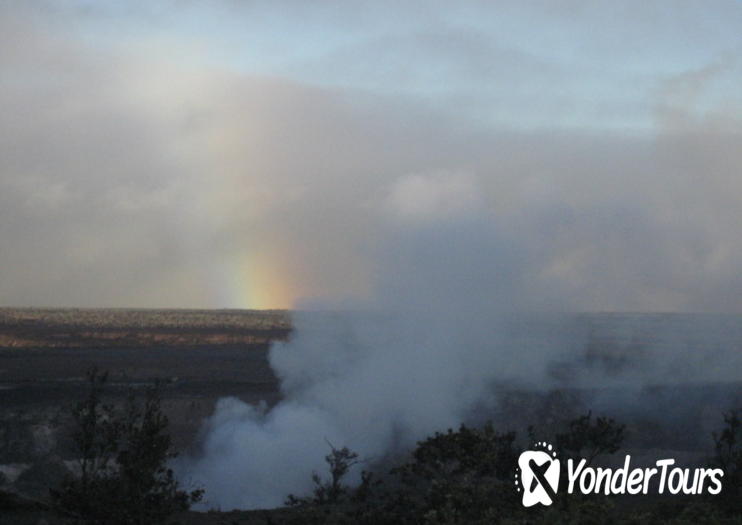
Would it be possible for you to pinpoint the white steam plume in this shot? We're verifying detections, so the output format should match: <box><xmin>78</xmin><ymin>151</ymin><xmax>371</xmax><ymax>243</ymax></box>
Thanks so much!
<box><xmin>178</xmin><ymin>208</ymin><xmax>742</xmax><ymax>510</ymax></box>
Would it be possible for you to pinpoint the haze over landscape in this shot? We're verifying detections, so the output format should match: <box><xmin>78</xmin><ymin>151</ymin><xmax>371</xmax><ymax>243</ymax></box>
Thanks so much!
<box><xmin>2</xmin><ymin>0</ymin><xmax>742</xmax><ymax>312</ymax></box>
<box><xmin>1</xmin><ymin>2</ymin><xmax>742</xmax><ymax>520</ymax></box>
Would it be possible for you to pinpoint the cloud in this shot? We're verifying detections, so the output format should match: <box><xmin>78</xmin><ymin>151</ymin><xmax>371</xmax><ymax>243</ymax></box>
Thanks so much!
<box><xmin>1</xmin><ymin>2</ymin><xmax>742</xmax><ymax>311</ymax></box>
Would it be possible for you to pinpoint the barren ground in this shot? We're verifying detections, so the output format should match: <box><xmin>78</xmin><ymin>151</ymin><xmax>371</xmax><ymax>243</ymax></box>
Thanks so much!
<box><xmin>0</xmin><ymin>309</ymin><xmax>740</xmax><ymax>523</ymax></box>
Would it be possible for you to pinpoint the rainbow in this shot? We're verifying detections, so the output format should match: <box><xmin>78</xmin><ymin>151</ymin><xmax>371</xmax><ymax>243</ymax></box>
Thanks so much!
<box><xmin>211</xmin><ymin>251</ymin><xmax>297</xmax><ymax>310</ymax></box>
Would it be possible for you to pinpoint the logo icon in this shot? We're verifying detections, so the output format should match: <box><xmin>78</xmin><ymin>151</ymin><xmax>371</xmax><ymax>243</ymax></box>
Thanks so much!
<box><xmin>516</xmin><ymin>442</ymin><xmax>560</xmax><ymax>507</ymax></box>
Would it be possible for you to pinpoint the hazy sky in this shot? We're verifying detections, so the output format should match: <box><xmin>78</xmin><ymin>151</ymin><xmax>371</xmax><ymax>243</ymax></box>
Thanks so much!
<box><xmin>1</xmin><ymin>1</ymin><xmax>742</xmax><ymax>311</ymax></box>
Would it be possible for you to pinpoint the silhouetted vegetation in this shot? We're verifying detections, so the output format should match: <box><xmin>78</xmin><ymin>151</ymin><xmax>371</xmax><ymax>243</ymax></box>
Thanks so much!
<box><xmin>711</xmin><ymin>409</ymin><xmax>741</xmax><ymax>514</ymax></box>
<box><xmin>50</xmin><ymin>368</ymin><xmax>203</xmax><ymax>524</ymax></box>
<box><xmin>553</xmin><ymin>411</ymin><xmax>626</xmax><ymax>465</ymax></box>
<box><xmin>286</xmin><ymin>441</ymin><xmax>361</xmax><ymax>507</ymax></box>
<box><xmin>275</xmin><ymin>409</ymin><xmax>742</xmax><ymax>524</ymax></box>
<box><xmin>2</xmin><ymin>375</ymin><xmax>738</xmax><ymax>524</ymax></box>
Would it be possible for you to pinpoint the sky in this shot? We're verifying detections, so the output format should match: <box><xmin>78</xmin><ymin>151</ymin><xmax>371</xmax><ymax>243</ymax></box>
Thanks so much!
<box><xmin>1</xmin><ymin>0</ymin><xmax>742</xmax><ymax>311</ymax></box>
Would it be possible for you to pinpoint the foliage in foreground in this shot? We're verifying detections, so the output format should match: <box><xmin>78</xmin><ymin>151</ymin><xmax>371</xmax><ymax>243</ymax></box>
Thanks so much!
<box><xmin>41</xmin><ymin>370</ymin><xmax>742</xmax><ymax>524</ymax></box>
<box><xmin>50</xmin><ymin>368</ymin><xmax>203</xmax><ymax>524</ymax></box>
<box><xmin>711</xmin><ymin>409</ymin><xmax>742</xmax><ymax>514</ymax></box>
<box><xmin>280</xmin><ymin>408</ymin><xmax>742</xmax><ymax>524</ymax></box>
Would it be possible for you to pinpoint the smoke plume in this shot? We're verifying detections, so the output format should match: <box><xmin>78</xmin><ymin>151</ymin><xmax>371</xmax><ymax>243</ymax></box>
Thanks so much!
<box><xmin>181</xmin><ymin>209</ymin><xmax>742</xmax><ymax>510</ymax></box>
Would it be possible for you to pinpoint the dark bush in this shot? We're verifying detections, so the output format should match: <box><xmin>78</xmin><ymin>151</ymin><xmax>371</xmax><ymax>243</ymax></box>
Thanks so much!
<box><xmin>553</xmin><ymin>410</ymin><xmax>625</xmax><ymax>465</ymax></box>
<box><xmin>387</xmin><ymin>423</ymin><xmax>521</xmax><ymax>523</ymax></box>
<box><xmin>261</xmin><ymin>408</ymin><xmax>742</xmax><ymax>523</ymax></box>
<box><xmin>51</xmin><ymin>368</ymin><xmax>203</xmax><ymax>524</ymax></box>
<box><xmin>284</xmin><ymin>423</ymin><xmax>521</xmax><ymax>524</ymax></box>
<box><xmin>710</xmin><ymin>408</ymin><xmax>741</xmax><ymax>514</ymax></box>
<box><xmin>286</xmin><ymin>441</ymin><xmax>361</xmax><ymax>507</ymax></box>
